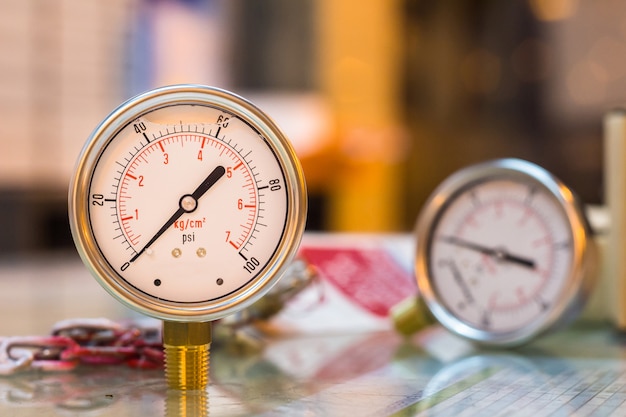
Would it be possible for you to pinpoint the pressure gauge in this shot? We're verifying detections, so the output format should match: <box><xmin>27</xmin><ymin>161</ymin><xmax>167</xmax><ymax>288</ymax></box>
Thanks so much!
<box><xmin>69</xmin><ymin>85</ymin><xmax>307</xmax><ymax>323</ymax></box>
<box><xmin>415</xmin><ymin>159</ymin><xmax>597</xmax><ymax>346</ymax></box>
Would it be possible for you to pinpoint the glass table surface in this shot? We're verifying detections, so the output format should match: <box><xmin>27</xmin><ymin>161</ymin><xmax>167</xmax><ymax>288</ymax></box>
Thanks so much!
<box><xmin>0</xmin><ymin>255</ymin><xmax>625</xmax><ymax>417</ymax></box>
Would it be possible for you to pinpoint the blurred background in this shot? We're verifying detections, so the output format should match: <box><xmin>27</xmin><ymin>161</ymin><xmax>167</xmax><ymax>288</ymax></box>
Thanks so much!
<box><xmin>0</xmin><ymin>0</ymin><xmax>622</xmax><ymax>256</ymax></box>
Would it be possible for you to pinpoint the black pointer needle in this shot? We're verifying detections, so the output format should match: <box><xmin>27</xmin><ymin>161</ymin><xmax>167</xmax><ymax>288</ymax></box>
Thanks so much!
<box><xmin>441</xmin><ymin>236</ymin><xmax>536</xmax><ymax>269</ymax></box>
<box><xmin>130</xmin><ymin>165</ymin><xmax>226</xmax><ymax>262</ymax></box>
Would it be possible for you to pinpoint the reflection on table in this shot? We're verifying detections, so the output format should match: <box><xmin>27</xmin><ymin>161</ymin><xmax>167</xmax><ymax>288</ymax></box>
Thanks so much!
<box><xmin>1</xmin><ymin>256</ymin><xmax>626</xmax><ymax>416</ymax></box>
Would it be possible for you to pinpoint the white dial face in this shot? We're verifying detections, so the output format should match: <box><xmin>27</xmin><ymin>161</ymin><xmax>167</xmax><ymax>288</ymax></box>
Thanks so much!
<box><xmin>428</xmin><ymin>178</ymin><xmax>574</xmax><ymax>334</ymax></box>
<box><xmin>87</xmin><ymin>102</ymin><xmax>291</xmax><ymax>304</ymax></box>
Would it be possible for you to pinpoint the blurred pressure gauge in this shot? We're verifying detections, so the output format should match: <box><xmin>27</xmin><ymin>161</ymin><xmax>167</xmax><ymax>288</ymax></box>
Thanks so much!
<box><xmin>68</xmin><ymin>84</ymin><xmax>307</xmax><ymax>388</ymax></box>
<box><xmin>402</xmin><ymin>159</ymin><xmax>597</xmax><ymax>346</ymax></box>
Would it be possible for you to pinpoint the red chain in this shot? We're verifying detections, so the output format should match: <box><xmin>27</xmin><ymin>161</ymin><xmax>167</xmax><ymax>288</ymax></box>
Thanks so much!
<box><xmin>0</xmin><ymin>318</ymin><xmax>164</xmax><ymax>375</ymax></box>
<box><xmin>0</xmin><ymin>259</ymin><xmax>317</xmax><ymax>376</ymax></box>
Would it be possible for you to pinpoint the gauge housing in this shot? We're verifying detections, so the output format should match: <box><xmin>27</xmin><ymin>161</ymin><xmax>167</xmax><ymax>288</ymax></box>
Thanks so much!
<box><xmin>415</xmin><ymin>158</ymin><xmax>597</xmax><ymax>346</ymax></box>
<box><xmin>69</xmin><ymin>85</ymin><xmax>307</xmax><ymax>322</ymax></box>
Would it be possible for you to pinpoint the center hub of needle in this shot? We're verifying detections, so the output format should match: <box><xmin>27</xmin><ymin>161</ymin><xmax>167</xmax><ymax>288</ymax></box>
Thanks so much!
<box><xmin>180</xmin><ymin>195</ymin><xmax>198</xmax><ymax>213</ymax></box>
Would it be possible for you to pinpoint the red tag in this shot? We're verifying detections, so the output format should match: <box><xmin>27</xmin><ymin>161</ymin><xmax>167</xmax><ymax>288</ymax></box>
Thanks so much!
<box><xmin>299</xmin><ymin>245</ymin><xmax>416</xmax><ymax>317</ymax></box>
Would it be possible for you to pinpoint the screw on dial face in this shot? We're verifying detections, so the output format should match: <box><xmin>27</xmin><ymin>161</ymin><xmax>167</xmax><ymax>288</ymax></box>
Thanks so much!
<box><xmin>70</xmin><ymin>85</ymin><xmax>307</xmax><ymax>321</ymax></box>
<box><xmin>415</xmin><ymin>159</ymin><xmax>596</xmax><ymax>346</ymax></box>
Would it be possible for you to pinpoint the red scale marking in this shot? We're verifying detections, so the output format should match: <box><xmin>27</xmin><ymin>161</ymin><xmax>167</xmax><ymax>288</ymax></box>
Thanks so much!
<box><xmin>517</xmin><ymin>205</ymin><xmax>535</xmax><ymax>225</ymax></box>
<box><xmin>494</xmin><ymin>201</ymin><xmax>504</xmax><ymax>218</ymax></box>
<box><xmin>537</xmin><ymin>268</ymin><xmax>550</xmax><ymax>279</ymax></box>
<box><xmin>532</xmin><ymin>236</ymin><xmax>551</xmax><ymax>247</ymax></box>
<box><xmin>466</xmin><ymin>214</ymin><xmax>479</xmax><ymax>228</ymax></box>
<box><xmin>120</xmin><ymin>133</ymin><xmax>260</xmax><ymax>254</ymax></box>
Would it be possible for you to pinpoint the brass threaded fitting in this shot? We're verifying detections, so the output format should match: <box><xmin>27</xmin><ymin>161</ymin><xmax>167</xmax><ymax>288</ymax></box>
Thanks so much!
<box><xmin>391</xmin><ymin>296</ymin><xmax>434</xmax><ymax>336</ymax></box>
<box><xmin>163</xmin><ymin>321</ymin><xmax>212</xmax><ymax>390</ymax></box>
